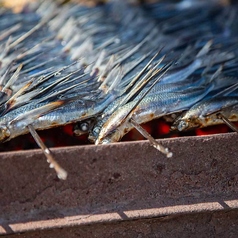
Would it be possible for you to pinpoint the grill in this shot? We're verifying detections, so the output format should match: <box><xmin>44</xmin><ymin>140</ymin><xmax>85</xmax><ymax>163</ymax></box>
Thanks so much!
<box><xmin>1</xmin><ymin>0</ymin><xmax>238</xmax><ymax>236</ymax></box>
<box><xmin>1</xmin><ymin>132</ymin><xmax>238</xmax><ymax>236</ymax></box>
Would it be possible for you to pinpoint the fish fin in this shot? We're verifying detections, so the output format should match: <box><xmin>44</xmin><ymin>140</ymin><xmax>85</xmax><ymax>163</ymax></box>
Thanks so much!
<box><xmin>112</xmin><ymin>39</ymin><xmax>146</xmax><ymax>66</ymax></box>
<box><xmin>9</xmin><ymin>9</ymin><xmax>57</xmax><ymax>49</ymax></box>
<box><xmin>99</xmin><ymin>65</ymin><xmax>122</xmax><ymax>94</ymax></box>
<box><xmin>123</xmin><ymin>61</ymin><xmax>173</xmax><ymax>121</ymax></box>
<box><xmin>0</xmin><ymin>23</ymin><xmax>21</xmax><ymax>41</ymax></box>
<box><xmin>120</xmin><ymin>52</ymin><xmax>150</xmax><ymax>83</ymax></box>
<box><xmin>126</xmin><ymin>55</ymin><xmax>167</xmax><ymax>103</ymax></box>
<box><xmin>202</xmin><ymin>61</ymin><xmax>223</xmax><ymax>80</ymax></box>
<box><xmin>196</xmin><ymin>40</ymin><xmax>213</xmax><ymax>58</ymax></box>
<box><xmin>0</xmin><ymin>65</ymin><xmax>11</xmax><ymax>87</ymax></box>
<box><xmin>196</xmin><ymin>40</ymin><xmax>234</xmax><ymax>68</ymax></box>
<box><xmin>3</xmin><ymin>81</ymin><xmax>33</xmax><ymax>114</ymax></box>
<box><xmin>176</xmin><ymin>44</ymin><xmax>193</xmax><ymax>65</ymax></box>
<box><xmin>19</xmin><ymin>57</ymin><xmax>57</xmax><ymax>75</ymax></box>
<box><xmin>2</xmin><ymin>64</ymin><xmax>23</xmax><ymax>91</ymax></box>
<box><xmin>12</xmin><ymin>52</ymin><xmax>44</xmax><ymax>71</ymax></box>
<box><xmin>123</xmin><ymin>49</ymin><xmax>163</xmax><ymax>95</ymax></box>
<box><xmin>202</xmin><ymin>64</ymin><xmax>224</xmax><ymax>87</ymax></box>
<box><xmin>98</xmin><ymin>55</ymin><xmax>116</xmax><ymax>83</ymax></box>
<box><xmin>27</xmin><ymin>60</ymin><xmax>80</xmax><ymax>91</ymax></box>
<box><xmin>200</xmin><ymin>51</ymin><xmax>234</xmax><ymax>69</ymax></box>
<box><xmin>32</xmin><ymin>66</ymin><xmax>84</xmax><ymax>99</ymax></box>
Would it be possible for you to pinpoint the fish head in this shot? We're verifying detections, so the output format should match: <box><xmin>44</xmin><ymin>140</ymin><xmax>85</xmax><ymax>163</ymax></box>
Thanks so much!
<box><xmin>88</xmin><ymin>125</ymin><xmax>101</xmax><ymax>143</ymax></box>
<box><xmin>177</xmin><ymin>120</ymin><xmax>190</xmax><ymax>131</ymax></box>
<box><xmin>171</xmin><ymin>112</ymin><xmax>201</xmax><ymax>131</ymax></box>
<box><xmin>95</xmin><ymin>117</ymin><xmax>124</xmax><ymax>145</ymax></box>
<box><xmin>95</xmin><ymin>128</ymin><xmax>122</xmax><ymax>145</ymax></box>
<box><xmin>171</xmin><ymin>118</ymin><xmax>189</xmax><ymax>131</ymax></box>
<box><xmin>73</xmin><ymin>118</ymin><xmax>96</xmax><ymax>137</ymax></box>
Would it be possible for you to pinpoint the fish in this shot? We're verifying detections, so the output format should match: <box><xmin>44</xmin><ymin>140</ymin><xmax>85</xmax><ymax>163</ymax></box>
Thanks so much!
<box><xmin>0</xmin><ymin>65</ymin><xmax>121</xmax><ymax>142</ymax></box>
<box><xmin>95</xmin><ymin>83</ymin><xmax>215</xmax><ymax>144</ymax></box>
<box><xmin>85</xmin><ymin>43</ymin><xmax>235</xmax><ymax>143</ymax></box>
<box><xmin>171</xmin><ymin>96</ymin><xmax>238</xmax><ymax>131</ymax></box>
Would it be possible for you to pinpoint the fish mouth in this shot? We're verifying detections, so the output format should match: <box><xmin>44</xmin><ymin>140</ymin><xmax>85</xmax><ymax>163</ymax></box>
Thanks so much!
<box><xmin>171</xmin><ymin>120</ymin><xmax>198</xmax><ymax>132</ymax></box>
<box><xmin>0</xmin><ymin>125</ymin><xmax>11</xmax><ymax>143</ymax></box>
<box><xmin>170</xmin><ymin>123</ymin><xmax>178</xmax><ymax>131</ymax></box>
<box><xmin>88</xmin><ymin>134</ymin><xmax>96</xmax><ymax>143</ymax></box>
<box><xmin>170</xmin><ymin>120</ymin><xmax>185</xmax><ymax>131</ymax></box>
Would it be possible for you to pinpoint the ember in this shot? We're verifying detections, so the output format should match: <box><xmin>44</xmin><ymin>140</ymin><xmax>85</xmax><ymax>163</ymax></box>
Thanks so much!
<box><xmin>0</xmin><ymin>119</ymin><xmax>235</xmax><ymax>152</ymax></box>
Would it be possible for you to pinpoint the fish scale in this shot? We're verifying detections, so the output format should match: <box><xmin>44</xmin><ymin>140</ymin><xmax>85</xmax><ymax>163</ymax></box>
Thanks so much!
<box><xmin>96</xmin><ymin>84</ymin><xmax>215</xmax><ymax>144</ymax></box>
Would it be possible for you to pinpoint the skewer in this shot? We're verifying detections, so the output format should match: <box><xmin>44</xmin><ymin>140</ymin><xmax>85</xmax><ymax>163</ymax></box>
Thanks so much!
<box><xmin>217</xmin><ymin>113</ymin><xmax>238</xmax><ymax>133</ymax></box>
<box><xmin>130</xmin><ymin>118</ymin><xmax>173</xmax><ymax>158</ymax></box>
<box><xmin>28</xmin><ymin>124</ymin><xmax>68</xmax><ymax>180</ymax></box>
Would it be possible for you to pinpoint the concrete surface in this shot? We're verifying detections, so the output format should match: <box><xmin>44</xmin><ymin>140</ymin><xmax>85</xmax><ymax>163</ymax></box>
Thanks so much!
<box><xmin>0</xmin><ymin>132</ymin><xmax>238</xmax><ymax>236</ymax></box>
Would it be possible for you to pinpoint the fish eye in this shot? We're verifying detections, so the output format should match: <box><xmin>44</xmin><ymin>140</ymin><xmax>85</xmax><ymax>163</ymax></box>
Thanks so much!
<box><xmin>80</xmin><ymin>122</ymin><xmax>89</xmax><ymax>132</ymax></box>
<box><xmin>93</xmin><ymin>127</ymin><xmax>100</xmax><ymax>135</ymax></box>
<box><xmin>74</xmin><ymin>119</ymin><xmax>96</xmax><ymax>136</ymax></box>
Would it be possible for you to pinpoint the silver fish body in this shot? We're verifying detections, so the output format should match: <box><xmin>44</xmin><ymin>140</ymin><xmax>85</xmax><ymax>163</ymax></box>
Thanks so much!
<box><xmin>96</xmin><ymin>85</ymin><xmax>214</xmax><ymax>144</ymax></box>
<box><xmin>0</xmin><ymin>90</ymin><xmax>117</xmax><ymax>142</ymax></box>
<box><xmin>171</xmin><ymin>96</ymin><xmax>238</xmax><ymax>131</ymax></box>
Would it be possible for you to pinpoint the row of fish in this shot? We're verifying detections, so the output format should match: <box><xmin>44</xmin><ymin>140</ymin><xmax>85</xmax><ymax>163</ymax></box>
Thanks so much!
<box><xmin>0</xmin><ymin>0</ymin><xmax>238</xmax><ymax>178</ymax></box>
